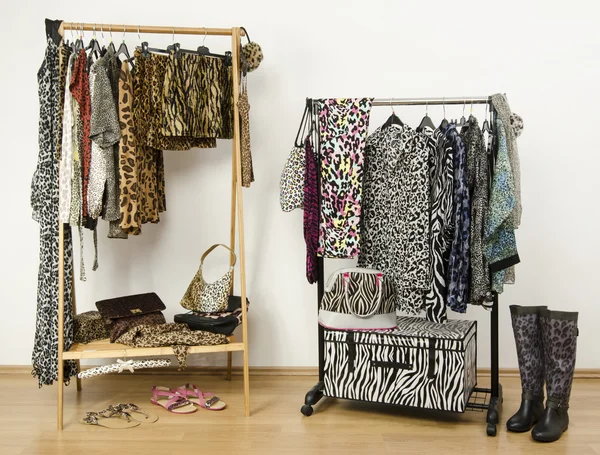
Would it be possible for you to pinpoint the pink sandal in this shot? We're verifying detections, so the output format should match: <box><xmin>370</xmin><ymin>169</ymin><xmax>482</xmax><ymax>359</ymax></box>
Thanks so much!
<box><xmin>176</xmin><ymin>384</ymin><xmax>226</xmax><ymax>411</ymax></box>
<box><xmin>150</xmin><ymin>386</ymin><xmax>197</xmax><ymax>414</ymax></box>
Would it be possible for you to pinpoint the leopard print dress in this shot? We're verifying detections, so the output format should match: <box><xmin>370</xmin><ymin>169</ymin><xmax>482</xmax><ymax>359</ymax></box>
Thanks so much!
<box><xmin>31</xmin><ymin>37</ymin><xmax>77</xmax><ymax>386</ymax></box>
<box><xmin>317</xmin><ymin>98</ymin><xmax>373</xmax><ymax>258</ymax></box>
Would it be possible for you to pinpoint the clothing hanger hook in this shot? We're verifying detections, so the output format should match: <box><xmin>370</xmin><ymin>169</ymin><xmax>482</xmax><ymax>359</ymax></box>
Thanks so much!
<box><xmin>138</xmin><ymin>25</ymin><xmax>141</xmax><ymax>41</ymax></box>
<box><xmin>203</xmin><ymin>27</ymin><xmax>207</xmax><ymax>46</ymax></box>
<box><xmin>425</xmin><ymin>100</ymin><xmax>429</xmax><ymax>116</ymax></box>
<box><xmin>172</xmin><ymin>26</ymin><xmax>175</xmax><ymax>44</ymax></box>
<box><xmin>93</xmin><ymin>23</ymin><xmax>97</xmax><ymax>39</ymax></box>
<box><xmin>100</xmin><ymin>24</ymin><xmax>104</xmax><ymax>44</ymax></box>
<box><xmin>463</xmin><ymin>98</ymin><xmax>466</xmax><ymax>116</ymax></box>
<box><xmin>123</xmin><ymin>25</ymin><xmax>126</xmax><ymax>43</ymax></box>
<box><xmin>109</xmin><ymin>24</ymin><xmax>113</xmax><ymax>42</ymax></box>
<box><xmin>443</xmin><ymin>97</ymin><xmax>446</xmax><ymax>118</ymax></box>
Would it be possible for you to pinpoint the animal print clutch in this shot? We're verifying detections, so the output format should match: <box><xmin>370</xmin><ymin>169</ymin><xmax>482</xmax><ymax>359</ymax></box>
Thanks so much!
<box><xmin>319</xmin><ymin>268</ymin><xmax>397</xmax><ymax>330</ymax></box>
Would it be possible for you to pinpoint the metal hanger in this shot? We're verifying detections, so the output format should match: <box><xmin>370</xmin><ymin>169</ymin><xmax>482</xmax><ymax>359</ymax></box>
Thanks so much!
<box><xmin>458</xmin><ymin>99</ymin><xmax>467</xmax><ymax>127</ymax></box>
<box><xmin>116</xmin><ymin>25</ymin><xmax>132</xmax><ymax>60</ymax></box>
<box><xmin>416</xmin><ymin>100</ymin><xmax>435</xmax><ymax>132</ymax></box>
<box><xmin>107</xmin><ymin>25</ymin><xmax>116</xmax><ymax>53</ymax></box>
<box><xmin>439</xmin><ymin>97</ymin><xmax>449</xmax><ymax>130</ymax></box>
<box><xmin>86</xmin><ymin>23</ymin><xmax>102</xmax><ymax>58</ymax></box>
<box><xmin>382</xmin><ymin>99</ymin><xmax>403</xmax><ymax>129</ymax></box>
<box><xmin>482</xmin><ymin>102</ymin><xmax>492</xmax><ymax>134</ymax></box>
<box><xmin>468</xmin><ymin>99</ymin><xmax>476</xmax><ymax>123</ymax></box>
<box><xmin>74</xmin><ymin>23</ymin><xmax>85</xmax><ymax>52</ymax></box>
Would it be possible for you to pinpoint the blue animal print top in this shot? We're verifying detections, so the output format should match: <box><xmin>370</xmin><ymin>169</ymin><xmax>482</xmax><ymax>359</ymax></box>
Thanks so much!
<box><xmin>445</xmin><ymin>124</ymin><xmax>471</xmax><ymax>313</ymax></box>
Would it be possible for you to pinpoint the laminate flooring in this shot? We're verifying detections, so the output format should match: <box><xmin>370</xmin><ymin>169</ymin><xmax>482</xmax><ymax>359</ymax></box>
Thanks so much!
<box><xmin>1</xmin><ymin>374</ymin><xmax>599</xmax><ymax>454</ymax></box>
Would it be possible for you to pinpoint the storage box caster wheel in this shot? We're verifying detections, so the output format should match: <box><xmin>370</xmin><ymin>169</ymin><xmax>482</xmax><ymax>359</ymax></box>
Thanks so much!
<box><xmin>486</xmin><ymin>423</ymin><xmax>497</xmax><ymax>437</ymax></box>
<box><xmin>301</xmin><ymin>405</ymin><xmax>313</xmax><ymax>416</ymax></box>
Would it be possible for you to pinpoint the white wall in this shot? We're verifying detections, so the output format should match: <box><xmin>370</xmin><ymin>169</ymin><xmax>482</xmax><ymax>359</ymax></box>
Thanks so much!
<box><xmin>1</xmin><ymin>0</ymin><xmax>599</xmax><ymax>371</ymax></box>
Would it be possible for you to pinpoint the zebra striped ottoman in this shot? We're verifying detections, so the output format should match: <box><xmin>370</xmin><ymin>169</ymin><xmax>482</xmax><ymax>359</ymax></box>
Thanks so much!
<box><xmin>323</xmin><ymin>316</ymin><xmax>477</xmax><ymax>412</ymax></box>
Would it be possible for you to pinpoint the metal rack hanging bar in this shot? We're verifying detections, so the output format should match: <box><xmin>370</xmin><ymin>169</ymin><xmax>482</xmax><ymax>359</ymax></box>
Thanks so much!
<box><xmin>309</xmin><ymin>97</ymin><xmax>490</xmax><ymax>106</ymax></box>
<box><xmin>60</xmin><ymin>22</ymin><xmax>245</xmax><ymax>36</ymax></box>
<box><xmin>371</xmin><ymin>97</ymin><xmax>490</xmax><ymax>106</ymax></box>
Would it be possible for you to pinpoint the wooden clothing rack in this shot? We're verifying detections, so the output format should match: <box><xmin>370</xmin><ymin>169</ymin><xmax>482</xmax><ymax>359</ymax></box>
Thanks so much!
<box><xmin>55</xmin><ymin>23</ymin><xmax>250</xmax><ymax>430</ymax></box>
<box><xmin>301</xmin><ymin>96</ymin><xmax>503</xmax><ymax>437</ymax></box>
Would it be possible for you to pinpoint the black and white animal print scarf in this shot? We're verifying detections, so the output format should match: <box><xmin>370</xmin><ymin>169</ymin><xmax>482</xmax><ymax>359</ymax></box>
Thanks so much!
<box><xmin>31</xmin><ymin>37</ymin><xmax>77</xmax><ymax>387</ymax></box>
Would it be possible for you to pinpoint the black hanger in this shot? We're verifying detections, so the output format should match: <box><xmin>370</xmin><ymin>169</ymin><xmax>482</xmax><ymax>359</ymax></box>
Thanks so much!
<box><xmin>417</xmin><ymin>102</ymin><xmax>435</xmax><ymax>132</ymax></box>
<box><xmin>382</xmin><ymin>102</ymin><xmax>403</xmax><ymax>129</ymax></box>
<box><xmin>438</xmin><ymin>98</ymin><xmax>449</xmax><ymax>130</ymax></box>
<box><xmin>86</xmin><ymin>37</ymin><xmax>102</xmax><ymax>58</ymax></box>
<box><xmin>117</xmin><ymin>40</ymin><xmax>132</xmax><ymax>60</ymax></box>
<box><xmin>294</xmin><ymin>101</ymin><xmax>311</xmax><ymax>147</ymax></box>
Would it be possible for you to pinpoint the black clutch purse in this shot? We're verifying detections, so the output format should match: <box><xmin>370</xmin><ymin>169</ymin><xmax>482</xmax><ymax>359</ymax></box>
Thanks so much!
<box><xmin>174</xmin><ymin>296</ymin><xmax>249</xmax><ymax>336</ymax></box>
<box><xmin>96</xmin><ymin>293</ymin><xmax>167</xmax><ymax>342</ymax></box>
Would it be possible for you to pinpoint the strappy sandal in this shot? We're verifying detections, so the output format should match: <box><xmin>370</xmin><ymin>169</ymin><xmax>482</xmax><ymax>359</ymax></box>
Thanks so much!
<box><xmin>176</xmin><ymin>383</ymin><xmax>226</xmax><ymax>411</ymax></box>
<box><xmin>110</xmin><ymin>403</ymin><xmax>159</xmax><ymax>423</ymax></box>
<box><xmin>79</xmin><ymin>410</ymin><xmax>140</xmax><ymax>429</ymax></box>
<box><xmin>150</xmin><ymin>386</ymin><xmax>197</xmax><ymax>414</ymax></box>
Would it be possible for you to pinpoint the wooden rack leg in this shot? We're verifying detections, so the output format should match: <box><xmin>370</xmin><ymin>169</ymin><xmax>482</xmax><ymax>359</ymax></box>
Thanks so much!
<box><xmin>232</xmin><ymin>27</ymin><xmax>250</xmax><ymax>417</ymax></box>
<box><xmin>57</xmin><ymin>222</ymin><xmax>65</xmax><ymax>430</ymax></box>
<box><xmin>227</xmin><ymin>352</ymin><xmax>233</xmax><ymax>381</ymax></box>
<box><xmin>71</xmin><ymin>274</ymin><xmax>82</xmax><ymax>392</ymax></box>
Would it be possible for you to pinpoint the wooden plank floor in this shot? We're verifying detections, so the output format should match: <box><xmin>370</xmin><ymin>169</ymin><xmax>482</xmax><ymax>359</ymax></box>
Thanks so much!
<box><xmin>0</xmin><ymin>374</ymin><xmax>599</xmax><ymax>454</ymax></box>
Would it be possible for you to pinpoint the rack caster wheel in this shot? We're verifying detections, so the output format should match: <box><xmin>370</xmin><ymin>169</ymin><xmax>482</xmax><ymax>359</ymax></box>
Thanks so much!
<box><xmin>486</xmin><ymin>423</ymin><xmax>497</xmax><ymax>437</ymax></box>
<box><xmin>301</xmin><ymin>405</ymin><xmax>314</xmax><ymax>416</ymax></box>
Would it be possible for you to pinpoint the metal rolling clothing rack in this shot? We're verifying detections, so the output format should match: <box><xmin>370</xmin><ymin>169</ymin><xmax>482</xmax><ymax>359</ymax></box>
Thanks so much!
<box><xmin>54</xmin><ymin>22</ymin><xmax>250</xmax><ymax>430</ymax></box>
<box><xmin>301</xmin><ymin>96</ymin><xmax>503</xmax><ymax>437</ymax></box>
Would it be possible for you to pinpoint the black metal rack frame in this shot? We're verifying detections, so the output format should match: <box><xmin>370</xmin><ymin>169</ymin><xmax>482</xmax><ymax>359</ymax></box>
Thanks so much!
<box><xmin>301</xmin><ymin>96</ymin><xmax>503</xmax><ymax>437</ymax></box>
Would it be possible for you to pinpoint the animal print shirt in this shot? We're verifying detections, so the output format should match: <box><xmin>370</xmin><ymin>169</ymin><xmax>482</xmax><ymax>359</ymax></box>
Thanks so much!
<box><xmin>484</xmin><ymin>119</ymin><xmax>520</xmax><ymax>293</ymax></box>
<box><xmin>70</xmin><ymin>50</ymin><xmax>92</xmax><ymax>219</ymax></box>
<box><xmin>88</xmin><ymin>59</ymin><xmax>121</xmax><ymax>222</ymax></box>
<box><xmin>317</xmin><ymin>98</ymin><xmax>373</xmax><ymax>258</ymax></box>
<box><xmin>460</xmin><ymin>118</ymin><xmax>492</xmax><ymax>304</ymax></box>
<box><xmin>421</xmin><ymin>126</ymin><xmax>454</xmax><ymax>322</ymax></box>
<box><xmin>358</xmin><ymin>124</ymin><xmax>431</xmax><ymax>314</ymax></box>
<box><xmin>303</xmin><ymin>135</ymin><xmax>319</xmax><ymax>284</ymax></box>
<box><xmin>445</xmin><ymin>124</ymin><xmax>471</xmax><ymax>313</ymax></box>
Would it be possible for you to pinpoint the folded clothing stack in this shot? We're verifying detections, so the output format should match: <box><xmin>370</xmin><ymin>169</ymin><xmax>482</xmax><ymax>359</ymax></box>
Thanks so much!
<box><xmin>175</xmin><ymin>296</ymin><xmax>249</xmax><ymax>336</ymax></box>
<box><xmin>96</xmin><ymin>293</ymin><xmax>167</xmax><ymax>343</ymax></box>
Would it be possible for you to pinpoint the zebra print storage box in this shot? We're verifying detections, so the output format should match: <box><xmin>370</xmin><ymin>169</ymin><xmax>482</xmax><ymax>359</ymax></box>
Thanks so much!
<box><xmin>323</xmin><ymin>316</ymin><xmax>477</xmax><ymax>412</ymax></box>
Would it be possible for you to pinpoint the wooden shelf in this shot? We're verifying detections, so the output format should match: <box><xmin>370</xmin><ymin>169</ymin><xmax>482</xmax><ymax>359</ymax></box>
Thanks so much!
<box><xmin>63</xmin><ymin>337</ymin><xmax>243</xmax><ymax>360</ymax></box>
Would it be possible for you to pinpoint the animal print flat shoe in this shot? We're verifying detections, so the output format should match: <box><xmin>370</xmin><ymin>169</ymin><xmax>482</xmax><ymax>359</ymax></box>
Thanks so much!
<box><xmin>110</xmin><ymin>403</ymin><xmax>159</xmax><ymax>423</ymax></box>
<box><xmin>79</xmin><ymin>410</ymin><xmax>140</xmax><ymax>429</ymax></box>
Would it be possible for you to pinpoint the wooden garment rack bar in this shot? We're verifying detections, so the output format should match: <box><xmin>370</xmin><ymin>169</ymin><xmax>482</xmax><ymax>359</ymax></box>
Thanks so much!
<box><xmin>60</xmin><ymin>22</ymin><xmax>245</xmax><ymax>37</ymax></box>
<box><xmin>55</xmin><ymin>24</ymin><xmax>250</xmax><ymax>430</ymax></box>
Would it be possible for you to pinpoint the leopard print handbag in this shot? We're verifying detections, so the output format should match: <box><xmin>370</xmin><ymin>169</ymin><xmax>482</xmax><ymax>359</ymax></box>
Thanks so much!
<box><xmin>179</xmin><ymin>244</ymin><xmax>236</xmax><ymax>313</ymax></box>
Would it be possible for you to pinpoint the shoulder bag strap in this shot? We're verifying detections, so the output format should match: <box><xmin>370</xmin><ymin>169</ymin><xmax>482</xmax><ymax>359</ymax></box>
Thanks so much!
<box><xmin>200</xmin><ymin>244</ymin><xmax>237</xmax><ymax>268</ymax></box>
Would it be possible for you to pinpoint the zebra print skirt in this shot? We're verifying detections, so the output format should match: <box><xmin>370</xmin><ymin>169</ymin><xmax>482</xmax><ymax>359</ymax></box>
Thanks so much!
<box><xmin>323</xmin><ymin>316</ymin><xmax>477</xmax><ymax>412</ymax></box>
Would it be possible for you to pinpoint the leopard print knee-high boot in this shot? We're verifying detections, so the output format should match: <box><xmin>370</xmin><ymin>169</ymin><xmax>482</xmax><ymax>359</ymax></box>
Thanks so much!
<box><xmin>532</xmin><ymin>309</ymin><xmax>579</xmax><ymax>442</ymax></box>
<box><xmin>506</xmin><ymin>305</ymin><xmax>547</xmax><ymax>432</ymax></box>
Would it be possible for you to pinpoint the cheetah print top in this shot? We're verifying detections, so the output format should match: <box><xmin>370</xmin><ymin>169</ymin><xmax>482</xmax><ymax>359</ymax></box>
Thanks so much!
<box><xmin>88</xmin><ymin>60</ymin><xmax>121</xmax><ymax>222</ymax></box>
